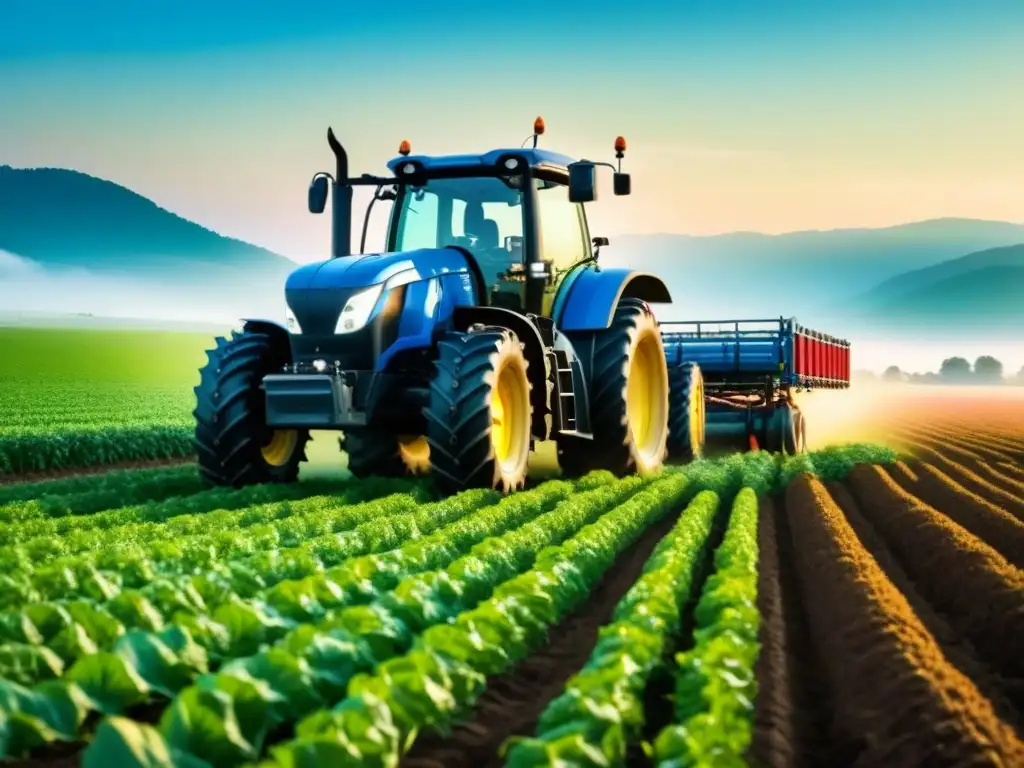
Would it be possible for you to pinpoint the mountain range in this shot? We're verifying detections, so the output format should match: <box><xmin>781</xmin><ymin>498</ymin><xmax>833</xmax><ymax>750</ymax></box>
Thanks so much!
<box><xmin>1</xmin><ymin>164</ymin><xmax>1022</xmax><ymax>338</ymax></box>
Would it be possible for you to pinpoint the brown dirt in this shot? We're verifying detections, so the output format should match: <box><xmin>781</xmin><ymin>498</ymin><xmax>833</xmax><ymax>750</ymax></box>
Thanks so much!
<box><xmin>784</xmin><ymin>472</ymin><xmax>1024</xmax><ymax>767</ymax></box>
<box><xmin>399</xmin><ymin>504</ymin><xmax>687</xmax><ymax>768</ymax></box>
<box><xmin>844</xmin><ymin>464</ymin><xmax>1024</xmax><ymax>688</ymax></box>
<box><xmin>902</xmin><ymin>424</ymin><xmax>1023</xmax><ymax>466</ymax></box>
<box><xmin>0</xmin><ymin>457</ymin><xmax>194</xmax><ymax>486</ymax></box>
<box><xmin>2</xmin><ymin>742</ymin><xmax>84</xmax><ymax>768</ymax></box>
<box><xmin>824</xmin><ymin>480</ymin><xmax>1023</xmax><ymax>722</ymax></box>
<box><xmin>885</xmin><ymin>461</ymin><xmax>1024</xmax><ymax>566</ymax></box>
<box><xmin>749</xmin><ymin>495</ymin><xmax>828</xmax><ymax>768</ymax></box>
<box><xmin>891</xmin><ymin>432</ymin><xmax>1024</xmax><ymax>518</ymax></box>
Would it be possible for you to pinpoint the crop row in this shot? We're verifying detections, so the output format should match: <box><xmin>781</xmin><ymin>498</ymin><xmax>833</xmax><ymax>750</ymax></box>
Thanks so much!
<box><xmin>0</xmin><ymin>476</ymin><xmax>610</xmax><ymax>759</ymax></box>
<box><xmin>0</xmin><ymin>381</ymin><xmax>191</xmax><ymax>431</ymax></box>
<box><xmin>504</xmin><ymin>489</ymin><xmax>722</xmax><ymax>765</ymax></box>
<box><xmin>653</xmin><ymin>487</ymin><xmax>760</xmax><ymax>766</ymax></box>
<box><xmin>0</xmin><ymin>425</ymin><xmax>195</xmax><ymax>475</ymax></box>
<box><xmin>0</xmin><ymin>473</ymin><xmax>376</xmax><ymax>546</ymax></box>
<box><xmin>0</xmin><ymin>483</ymin><xmax>525</xmax><ymax>678</ymax></box>
<box><xmin>206</xmin><ymin>470</ymin><xmax>699</xmax><ymax>767</ymax></box>
<box><xmin>0</xmin><ymin>482</ymin><xmax>432</xmax><ymax>602</ymax></box>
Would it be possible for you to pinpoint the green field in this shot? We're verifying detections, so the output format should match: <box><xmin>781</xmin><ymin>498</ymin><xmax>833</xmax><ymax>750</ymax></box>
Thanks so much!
<box><xmin>3</xmin><ymin>327</ymin><xmax>1017</xmax><ymax>768</ymax></box>
<box><xmin>0</xmin><ymin>445</ymin><xmax>899</xmax><ymax>767</ymax></box>
<box><xmin>0</xmin><ymin>327</ymin><xmax>211</xmax><ymax>475</ymax></box>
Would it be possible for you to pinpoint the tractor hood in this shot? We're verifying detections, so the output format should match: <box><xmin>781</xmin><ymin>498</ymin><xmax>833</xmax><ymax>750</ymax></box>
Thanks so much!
<box><xmin>285</xmin><ymin>247</ymin><xmax>473</xmax><ymax>291</ymax></box>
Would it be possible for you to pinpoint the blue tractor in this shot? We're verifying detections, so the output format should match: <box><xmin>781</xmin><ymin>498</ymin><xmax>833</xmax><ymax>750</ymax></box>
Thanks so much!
<box><xmin>193</xmin><ymin>119</ymin><xmax>688</xmax><ymax>495</ymax></box>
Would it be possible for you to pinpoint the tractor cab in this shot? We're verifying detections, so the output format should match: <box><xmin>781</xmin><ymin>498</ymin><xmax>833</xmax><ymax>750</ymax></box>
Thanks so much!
<box><xmin>381</xmin><ymin>119</ymin><xmax>631</xmax><ymax>317</ymax></box>
<box><xmin>306</xmin><ymin>118</ymin><xmax>633</xmax><ymax>319</ymax></box>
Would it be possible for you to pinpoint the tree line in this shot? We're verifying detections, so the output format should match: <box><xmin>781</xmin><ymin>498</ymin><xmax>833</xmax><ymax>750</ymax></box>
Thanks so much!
<box><xmin>864</xmin><ymin>356</ymin><xmax>1024</xmax><ymax>385</ymax></box>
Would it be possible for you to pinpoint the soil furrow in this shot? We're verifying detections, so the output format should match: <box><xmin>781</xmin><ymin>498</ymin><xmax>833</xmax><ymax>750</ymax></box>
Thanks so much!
<box><xmin>825</xmin><ymin>480</ymin><xmax>1023</xmax><ymax>722</ymax></box>
<box><xmin>750</xmin><ymin>495</ymin><xmax>827</xmax><ymax>768</ymax></box>
<box><xmin>884</xmin><ymin>461</ymin><xmax>1024</xmax><ymax>566</ymax></box>
<box><xmin>785</xmin><ymin>472</ymin><xmax>1024</xmax><ymax>767</ymax></box>
<box><xmin>399</xmin><ymin>503</ymin><xmax>685</xmax><ymax>768</ymax></box>
<box><xmin>0</xmin><ymin>457</ymin><xmax>195</xmax><ymax>486</ymax></box>
<box><xmin>845</xmin><ymin>464</ymin><xmax>1024</xmax><ymax>691</ymax></box>
<box><xmin>891</xmin><ymin>433</ymin><xmax>1024</xmax><ymax>516</ymax></box>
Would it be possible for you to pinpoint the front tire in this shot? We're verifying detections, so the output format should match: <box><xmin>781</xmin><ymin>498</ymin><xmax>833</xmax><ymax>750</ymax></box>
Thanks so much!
<box><xmin>193</xmin><ymin>330</ymin><xmax>308</xmax><ymax>487</ymax></box>
<box><xmin>558</xmin><ymin>301</ymin><xmax>669</xmax><ymax>477</ymax></box>
<box><xmin>423</xmin><ymin>329</ymin><xmax>533</xmax><ymax>495</ymax></box>
<box><xmin>667</xmin><ymin>361</ymin><xmax>706</xmax><ymax>462</ymax></box>
<box><xmin>341</xmin><ymin>430</ymin><xmax>430</xmax><ymax>478</ymax></box>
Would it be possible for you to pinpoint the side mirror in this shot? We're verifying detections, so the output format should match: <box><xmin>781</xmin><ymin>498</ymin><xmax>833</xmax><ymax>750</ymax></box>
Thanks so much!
<box><xmin>613</xmin><ymin>172</ymin><xmax>631</xmax><ymax>196</ymax></box>
<box><xmin>308</xmin><ymin>174</ymin><xmax>329</xmax><ymax>214</ymax></box>
<box><xmin>592</xmin><ymin>236</ymin><xmax>609</xmax><ymax>248</ymax></box>
<box><xmin>568</xmin><ymin>162</ymin><xmax>598</xmax><ymax>203</ymax></box>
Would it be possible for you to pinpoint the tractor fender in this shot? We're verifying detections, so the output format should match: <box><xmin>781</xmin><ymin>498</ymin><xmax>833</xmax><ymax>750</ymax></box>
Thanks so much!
<box><xmin>451</xmin><ymin>306</ymin><xmax>549</xmax><ymax>438</ymax></box>
<box><xmin>239</xmin><ymin>319</ymin><xmax>291</xmax><ymax>353</ymax></box>
<box><xmin>554</xmin><ymin>267</ymin><xmax>672</xmax><ymax>332</ymax></box>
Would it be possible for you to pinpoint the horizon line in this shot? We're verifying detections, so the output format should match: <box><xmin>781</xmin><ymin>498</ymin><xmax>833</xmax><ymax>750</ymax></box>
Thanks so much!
<box><xmin>5</xmin><ymin>164</ymin><xmax>1024</xmax><ymax>260</ymax></box>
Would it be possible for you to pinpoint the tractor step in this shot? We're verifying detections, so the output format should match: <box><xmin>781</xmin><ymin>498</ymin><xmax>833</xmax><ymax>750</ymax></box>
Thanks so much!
<box><xmin>551</xmin><ymin>349</ymin><xmax>578</xmax><ymax>434</ymax></box>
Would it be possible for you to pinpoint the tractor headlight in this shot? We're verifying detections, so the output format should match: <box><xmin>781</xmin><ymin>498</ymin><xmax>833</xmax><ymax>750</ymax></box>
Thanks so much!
<box><xmin>335</xmin><ymin>283</ymin><xmax>384</xmax><ymax>334</ymax></box>
<box><xmin>285</xmin><ymin>306</ymin><xmax>302</xmax><ymax>334</ymax></box>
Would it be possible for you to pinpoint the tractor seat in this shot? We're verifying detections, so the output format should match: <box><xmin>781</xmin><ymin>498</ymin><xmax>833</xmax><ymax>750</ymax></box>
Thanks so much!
<box><xmin>476</xmin><ymin>218</ymin><xmax>500</xmax><ymax>249</ymax></box>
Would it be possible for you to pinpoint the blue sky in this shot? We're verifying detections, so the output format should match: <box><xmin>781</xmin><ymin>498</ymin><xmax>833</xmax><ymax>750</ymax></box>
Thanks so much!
<box><xmin>2</xmin><ymin>0</ymin><xmax>1023</xmax><ymax>260</ymax></box>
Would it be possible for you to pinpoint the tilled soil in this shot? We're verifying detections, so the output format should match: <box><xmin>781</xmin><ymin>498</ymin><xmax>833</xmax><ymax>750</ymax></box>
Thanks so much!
<box><xmin>825</xmin><ymin>480</ymin><xmax>1023</xmax><ymax>724</ymax></box>
<box><xmin>784</xmin><ymin>472</ymin><xmax>1024</xmax><ymax>766</ymax></box>
<box><xmin>750</xmin><ymin>495</ymin><xmax>829</xmax><ymax>768</ymax></box>
<box><xmin>400</xmin><ymin>506</ymin><xmax>688</xmax><ymax>768</ymax></box>
<box><xmin>846</xmin><ymin>464</ymin><xmax>1024</xmax><ymax>685</ymax></box>
<box><xmin>885</xmin><ymin>460</ymin><xmax>1024</xmax><ymax>566</ymax></box>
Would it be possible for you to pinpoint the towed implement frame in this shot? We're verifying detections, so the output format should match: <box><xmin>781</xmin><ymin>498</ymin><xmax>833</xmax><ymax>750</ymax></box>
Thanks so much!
<box><xmin>661</xmin><ymin>317</ymin><xmax>850</xmax><ymax>455</ymax></box>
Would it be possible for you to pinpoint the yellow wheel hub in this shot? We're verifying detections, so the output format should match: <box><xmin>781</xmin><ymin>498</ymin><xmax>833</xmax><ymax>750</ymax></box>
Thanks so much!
<box><xmin>690</xmin><ymin>376</ymin><xmax>706</xmax><ymax>448</ymax></box>
<box><xmin>625</xmin><ymin>329</ymin><xmax>669</xmax><ymax>470</ymax></box>
<box><xmin>261</xmin><ymin>430</ymin><xmax>298</xmax><ymax>467</ymax></box>
<box><xmin>397</xmin><ymin>434</ymin><xmax>430</xmax><ymax>474</ymax></box>
<box><xmin>490</xmin><ymin>356</ymin><xmax>530</xmax><ymax>477</ymax></box>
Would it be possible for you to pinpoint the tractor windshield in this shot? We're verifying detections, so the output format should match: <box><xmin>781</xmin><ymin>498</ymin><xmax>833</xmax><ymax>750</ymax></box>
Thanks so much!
<box><xmin>390</xmin><ymin>176</ymin><xmax>525</xmax><ymax>304</ymax></box>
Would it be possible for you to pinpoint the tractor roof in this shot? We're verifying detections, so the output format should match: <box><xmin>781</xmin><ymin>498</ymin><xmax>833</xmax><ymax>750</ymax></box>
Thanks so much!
<box><xmin>386</xmin><ymin>148</ymin><xmax>578</xmax><ymax>177</ymax></box>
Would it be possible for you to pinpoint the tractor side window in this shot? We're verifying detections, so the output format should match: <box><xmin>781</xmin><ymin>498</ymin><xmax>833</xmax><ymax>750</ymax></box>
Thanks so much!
<box><xmin>394</xmin><ymin>189</ymin><xmax>440</xmax><ymax>251</ymax></box>
<box><xmin>536</xmin><ymin>183</ymin><xmax>588</xmax><ymax>281</ymax></box>
<box><xmin>451</xmin><ymin>199</ymin><xmax>467</xmax><ymax>238</ymax></box>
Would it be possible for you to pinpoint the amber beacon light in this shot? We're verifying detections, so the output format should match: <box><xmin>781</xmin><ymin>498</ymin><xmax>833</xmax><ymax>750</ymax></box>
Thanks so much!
<box><xmin>398</xmin><ymin>139</ymin><xmax>411</xmax><ymax>156</ymax></box>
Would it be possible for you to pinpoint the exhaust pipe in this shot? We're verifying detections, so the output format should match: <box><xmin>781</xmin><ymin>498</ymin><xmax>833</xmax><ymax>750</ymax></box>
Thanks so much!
<box><xmin>327</xmin><ymin>128</ymin><xmax>353</xmax><ymax>258</ymax></box>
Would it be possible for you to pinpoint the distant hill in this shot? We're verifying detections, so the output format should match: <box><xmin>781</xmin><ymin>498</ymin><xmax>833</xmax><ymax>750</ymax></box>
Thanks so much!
<box><xmin>0</xmin><ymin>165</ymin><xmax>298</xmax><ymax>322</ymax></box>
<box><xmin>837</xmin><ymin>245</ymin><xmax>1024</xmax><ymax>339</ymax></box>
<box><xmin>853</xmin><ymin>243</ymin><xmax>1024</xmax><ymax>305</ymax></box>
<box><xmin>604</xmin><ymin>219</ymin><xmax>1024</xmax><ymax>325</ymax></box>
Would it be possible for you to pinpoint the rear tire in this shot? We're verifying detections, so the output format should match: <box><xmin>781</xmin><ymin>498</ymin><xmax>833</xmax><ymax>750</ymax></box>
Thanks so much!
<box><xmin>193</xmin><ymin>330</ymin><xmax>308</xmax><ymax>487</ymax></box>
<box><xmin>558</xmin><ymin>301</ymin><xmax>669</xmax><ymax>477</ymax></box>
<box><xmin>764</xmin><ymin>402</ymin><xmax>798</xmax><ymax>455</ymax></box>
<box><xmin>794</xmin><ymin>407</ymin><xmax>807</xmax><ymax>453</ymax></box>
<box><xmin>341</xmin><ymin>430</ymin><xmax>430</xmax><ymax>478</ymax></box>
<box><xmin>423</xmin><ymin>329</ymin><xmax>532</xmax><ymax>495</ymax></box>
<box><xmin>667</xmin><ymin>361</ymin><xmax>705</xmax><ymax>462</ymax></box>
